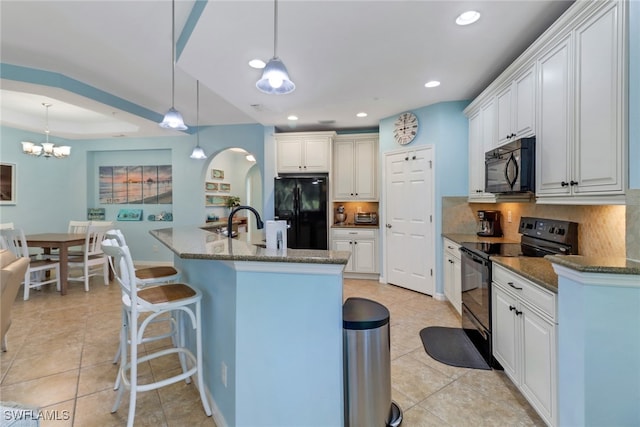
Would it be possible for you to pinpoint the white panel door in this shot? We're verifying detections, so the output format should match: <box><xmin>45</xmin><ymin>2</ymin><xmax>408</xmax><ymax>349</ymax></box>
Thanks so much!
<box><xmin>384</xmin><ymin>147</ymin><xmax>434</xmax><ymax>295</ymax></box>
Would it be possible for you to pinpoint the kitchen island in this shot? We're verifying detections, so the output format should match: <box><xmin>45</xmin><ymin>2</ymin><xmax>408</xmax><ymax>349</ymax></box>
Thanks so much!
<box><xmin>150</xmin><ymin>226</ymin><xmax>350</xmax><ymax>427</ymax></box>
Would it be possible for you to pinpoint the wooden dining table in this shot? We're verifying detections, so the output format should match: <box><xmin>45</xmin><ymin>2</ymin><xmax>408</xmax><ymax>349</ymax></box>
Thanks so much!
<box><xmin>26</xmin><ymin>233</ymin><xmax>85</xmax><ymax>295</ymax></box>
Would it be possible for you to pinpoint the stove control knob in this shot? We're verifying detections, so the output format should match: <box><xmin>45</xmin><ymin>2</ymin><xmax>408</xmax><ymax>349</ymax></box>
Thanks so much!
<box><xmin>556</xmin><ymin>228</ymin><xmax>565</xmax><ymax>235</ymax></box>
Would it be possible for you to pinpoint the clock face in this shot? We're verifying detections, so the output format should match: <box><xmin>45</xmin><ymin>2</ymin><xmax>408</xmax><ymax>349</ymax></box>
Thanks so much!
<box><xmin>393</xmin><ymin>112</ymin><xmax>418</xmax><ymax>145</ymax></box>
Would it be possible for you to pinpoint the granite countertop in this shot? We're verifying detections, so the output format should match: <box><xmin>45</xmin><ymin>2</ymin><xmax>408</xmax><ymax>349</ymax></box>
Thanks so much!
<box><xmin>546</xmin><ymin>255</ymin><xmax>640</xmax><ymax>275</ymax></box>
<box><xmin>331</xmin><ymin>223</ymin><xmax>379</xmax><ymax>229</ymax></box>
<box><xmin>150</xmin><ymin>226</ymin><xmax>350</xmax><ymax>265</ymax></box>
<box><xmin>491</xmin><ymin>256</ymin><xmax>559</xmax><ymax>293</ymax></box>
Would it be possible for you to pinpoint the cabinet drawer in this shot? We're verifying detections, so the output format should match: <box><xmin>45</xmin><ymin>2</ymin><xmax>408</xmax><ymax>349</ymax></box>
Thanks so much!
<box><xmin>493</xmin><ymin>264</ymin><xmax>556</xmax><ymax>321</ymax></box>
<box><xmin>331</xmin><ymin>228</ymin><xmax>376</xmax><ymax>239</ymax></box>
<box><xmin>443</xmin><ymin>238</ymin><xmax>461</xmax><ymax>259</ymax></box>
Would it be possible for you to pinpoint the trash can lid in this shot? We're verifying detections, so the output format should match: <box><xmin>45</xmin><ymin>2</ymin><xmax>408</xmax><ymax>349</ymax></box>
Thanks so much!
<box><xmin>343</xmin><ymin>297</ymin><xmax>390</xmax><ymax>330</ymax></box>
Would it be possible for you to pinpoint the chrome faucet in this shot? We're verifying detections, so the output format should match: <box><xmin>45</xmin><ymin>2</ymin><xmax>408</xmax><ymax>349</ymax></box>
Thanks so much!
<box><xmin>227</xmin><ymin>205</ymin><xmax>264</xmax><ymax>238</ymax></box>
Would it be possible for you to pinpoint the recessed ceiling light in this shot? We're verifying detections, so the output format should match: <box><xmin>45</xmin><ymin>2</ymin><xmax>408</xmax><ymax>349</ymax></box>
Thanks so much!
<box><xmin>425</xmin><ymin>81</ymin><xmax>441</xmax><ymax>88</ymax></box>
<box><xmin>287</xmin><ymin>115</ymin><xmax>298</xmax><ymax>121</ymax></box>
<box><xmin>356</xmin><ymin>112</ymin><xmax>368</xmax><ymax>118</ymax></box>
<box><xmin>456</xmin><ymin>10</ymin><xmax>480</xmax><ymax>26</ymax></box>
<box><xmin>249</xmin><ymin>59</ymin><xmax>266</xmax><ymax>69</ymax></box>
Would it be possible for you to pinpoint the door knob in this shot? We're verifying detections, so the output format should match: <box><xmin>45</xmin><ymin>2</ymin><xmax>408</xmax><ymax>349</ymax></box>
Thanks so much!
<box><xmin>386</xmin><ymin>224</ymin><xmax>392</xmax><ymax>228</ymax></box>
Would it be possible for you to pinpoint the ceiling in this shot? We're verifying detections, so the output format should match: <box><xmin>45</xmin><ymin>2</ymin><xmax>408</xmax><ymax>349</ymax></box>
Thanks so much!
<box><xmin>0</xmin><ymin>0</ymin><xmax>574</xmax><ymax>140</ymax></box>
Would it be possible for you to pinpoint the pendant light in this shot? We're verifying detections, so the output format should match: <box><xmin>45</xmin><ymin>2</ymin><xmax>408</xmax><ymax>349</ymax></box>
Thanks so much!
<box><xmin>159</xmin><ymin>0</ymin><xmax>188</xmax><ymax>130</ymax></box>
<box><xmin>21</xmin><ymin>103</ymin><xmax>71</xmax><ymax>159</ymax></box>
<box><xmin>190</xmin><ymin>81</ymin><xmax>207</xmax><ymax>160</ymax></box>
<box><xmin>256</xmin><ymin>0</ymin><xmax>295</xmax><ymax>94</ymax></box>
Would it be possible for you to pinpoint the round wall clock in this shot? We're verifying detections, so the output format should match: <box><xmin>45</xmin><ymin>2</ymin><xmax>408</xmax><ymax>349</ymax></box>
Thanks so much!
<box><xmin>393</xmin><ymin>112</ymin><xmax>419</xmax><ymax>145</ymax></box>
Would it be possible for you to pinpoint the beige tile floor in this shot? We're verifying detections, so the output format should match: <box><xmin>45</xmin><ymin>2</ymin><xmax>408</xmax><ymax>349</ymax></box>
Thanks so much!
<box><xmin>1</xmin><ymin>276</ymin><xmax>544</xmax><ymax>426</ymax></box>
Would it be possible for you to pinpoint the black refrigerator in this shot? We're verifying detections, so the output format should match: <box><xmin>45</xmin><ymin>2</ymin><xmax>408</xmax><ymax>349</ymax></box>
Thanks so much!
<box><xmin>274</xmin><ymin>175</ymin><xmax>328</xmax><ymax>250</ymax></box>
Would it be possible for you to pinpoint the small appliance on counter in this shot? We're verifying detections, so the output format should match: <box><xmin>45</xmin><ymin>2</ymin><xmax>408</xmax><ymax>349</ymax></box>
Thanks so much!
<box><xmin>477</xmin><ymin>210</ymin><xmax>502</xmax><ymax>237</ymax></box>
<box><xmin>335</xmin><ymin>205</ymin><xmax>347</xmax><ymax>224</ymax></box>
<box><xmin>354</xmin><ymin>212</ymin><xmax>378</xmax><ymax>225</ymax></box>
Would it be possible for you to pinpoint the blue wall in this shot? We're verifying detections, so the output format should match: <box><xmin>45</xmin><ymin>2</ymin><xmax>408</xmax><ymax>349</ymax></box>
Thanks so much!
<box><xmin>379</xmin><ymin>100</ymin><xmax>470</xmax><ymax>296</ymax></box>
<box><xmin>0</xmin><ymin>123</ymin><xmax>265</xmax><ymax>263</ymax></box>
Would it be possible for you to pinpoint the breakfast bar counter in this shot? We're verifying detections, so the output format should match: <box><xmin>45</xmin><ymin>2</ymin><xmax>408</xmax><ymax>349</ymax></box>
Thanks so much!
<box><xmin>150</xmin><ymin>226</ymin><xmax>350</xmax><ymax>427</ymax></box>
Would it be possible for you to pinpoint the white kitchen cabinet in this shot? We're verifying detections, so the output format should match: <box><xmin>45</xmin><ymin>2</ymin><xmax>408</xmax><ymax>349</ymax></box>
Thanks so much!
<box><xmin>333</xmin><ymin>134</ymin><xmax>378</xmax><ymax>201</ymax></box>
<box><xmin>331</xmin><ymin>228</ymin><xmax>378</xmax><ymax>276</ymax></box>
<box><xmin>492</xmin><ymin>264</ymin><xmax>556</xmax><ymax>427</ymax></box>
<box><xmin>442</xmin><ymin>238</ymin><xmax>461</xmax><ymax>315</ymax></box>
<box><xmin>468</xmin><ymin>100</ymin><xmax>497</xmax><ymax>202</ymax></box>
<box><xmin>276</xmin><ymin>132</ymin><xmax>335</xmax><ymax>174</ymax></box>
<box><xmin>495</xmin><ymin>63</ymin><xmax>536</xmax><ymax>147</ymax></box>
<box><xmin>536</xmin><ymin>1</ymin><xmax>626</xmax><ymax>204</ymax></box>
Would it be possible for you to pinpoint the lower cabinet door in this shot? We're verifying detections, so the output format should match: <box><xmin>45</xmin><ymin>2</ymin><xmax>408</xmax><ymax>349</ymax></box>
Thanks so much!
<box><xmin>492</xmin><ymin>285</ymin><xmax>519</xmax><ymax>380</ymax></box>
<box><xmin>353</xmin><ymin>239</ymin><xmax>376</xmax><ymax>273</ymax></box>
<box><xmin>521</xmin><ymin>305</ymin><xmax>556</xmax><ymax>425</ymax></box>
<box><xmin>333</xmin><ymin>238</ymin><xmax>353</xmax><ymax>272</ymax></box>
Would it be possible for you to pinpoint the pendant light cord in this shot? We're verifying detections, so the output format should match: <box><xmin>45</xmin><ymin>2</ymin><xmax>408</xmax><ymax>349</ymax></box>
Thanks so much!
<box><xmin>273</xmin><ymin>0</ymin><xmax>278</xmax><ymax>58</ymax></box>
<box><xmin>196</xmin><ymin>80</ymin><xmax>200</xmax><ymax>146</ymax></box>
<box><xmin>171</xmin><ymin>0</ymin><xmax>176</xmax><ymax>107</ymax></box>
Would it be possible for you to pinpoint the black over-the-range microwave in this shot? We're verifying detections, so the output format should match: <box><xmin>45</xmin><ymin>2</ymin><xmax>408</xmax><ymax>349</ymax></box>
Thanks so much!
<box><xmin>485</xmin><ymin>137</ymin><xmax>535</xmax><ymax>194</ymax></box>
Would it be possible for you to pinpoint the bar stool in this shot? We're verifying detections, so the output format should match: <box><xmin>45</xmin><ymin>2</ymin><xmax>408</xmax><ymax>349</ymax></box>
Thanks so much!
<box><xmin>101</xmin><ymin>238</ymin><xmax>211</xmax><ymax>427</ymax></box>
<box><xmin>105</xmin><ymin>230</ymin><xmax>182</xmax><ymax>382</ymax></box>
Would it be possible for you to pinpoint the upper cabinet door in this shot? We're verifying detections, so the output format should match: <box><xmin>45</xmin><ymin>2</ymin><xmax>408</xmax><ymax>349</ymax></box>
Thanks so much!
<box><xmin>573</xmin><ymin>1</ymin><xmax>624</xmax><ymax>195</ymax></box>
<box><xmin>276</xmin><ymin>132</ymin><xmax>334</xmax><ymax>174</ymax></box>
<box><xmin>332</xmin><ymin>135</ymin><xmax>378</xmax><ymax>201</ymax></box>
<box><xmin>513</xmin><ymin>65</ymin><xmax>536</xmax><ymax>139</ymax></box>
<box><xmin>536</xmin><ymin>33</ymin><xmax>572</xmax><ymax>196</ymax></box>
<box><xmin>496</xmin><ymin>85</ymin><xmax>513</xmax><ymax>147</ymax></box>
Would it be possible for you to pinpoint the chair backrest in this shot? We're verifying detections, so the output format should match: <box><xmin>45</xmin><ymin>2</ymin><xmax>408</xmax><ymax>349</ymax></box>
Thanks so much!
<box><xmin>0</xmin><ymin>228</ymin><xmax>30</xmax><ymax>259</ymax></box>
<box><xmin>105</xmin><ymin>229</ymin><xmax>127</xmax><ymax>246</ymax></box>
<box><xmin>101</xmin><ymin>238</ymin><xmax>137</xmax><ymax>304</ymax></box>
<box><xmin>84</xmin><ymin>225</ymin><xmax>111</xmax><ymax>258</ymax></box>
<box><xmin>68</xmin><ymin>220</ymin><xmax>91</xmax><ymax>234</ymax></box>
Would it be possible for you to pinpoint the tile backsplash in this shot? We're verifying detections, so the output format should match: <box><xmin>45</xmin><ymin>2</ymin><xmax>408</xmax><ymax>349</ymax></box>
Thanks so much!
<box><xmin>442</xmin><ymin>196</ymin><xmax>629</xmax><ymax>258</ymax></box>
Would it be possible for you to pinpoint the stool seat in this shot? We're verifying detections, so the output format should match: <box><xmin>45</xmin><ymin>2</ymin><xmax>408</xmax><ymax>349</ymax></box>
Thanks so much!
<box><xmin>135</xmin><ymin>266</ymin><xmax>179</xmax><ymax>281</ymax></box>
<box><xmin>138</xmin><ymin>283</ymin><xmax>196</xmax><ymax>304</ymax></box>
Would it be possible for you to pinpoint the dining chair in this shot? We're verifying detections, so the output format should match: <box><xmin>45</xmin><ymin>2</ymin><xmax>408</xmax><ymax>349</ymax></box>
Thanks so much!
<box><xmin>0</xmin><ymin>223</ymin><xmax>14</xmax><ymax>250</ymax></box>
<box><xmin>101</xmin><ymin>238</ymin><xmax>211</xmax><ymax>427</ymax></box>
<box><xmin>67</xmin><ymin>224</ymin><xmax>110</xmax><ymax>291</ymax></box>
<box><xmin>0</xmin><ymin>228</ymin><xmax>61</xmax><ymax>300</ymax></box>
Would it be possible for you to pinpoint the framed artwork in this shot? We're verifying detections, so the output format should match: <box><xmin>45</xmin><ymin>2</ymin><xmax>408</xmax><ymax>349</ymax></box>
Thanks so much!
<box><xmin>117</xmin><ymin>209</ymin><xmax>143</xmax><ymax>221</ymax></box>
<box><xmin>211</xmin><ymin>169</ymin><xmax>224</xmax><ymax>180</ymax></box>
<box><xmin>99</xmin><ymin>165</ymin><xmax>172</xmax><ymax>204</ymax></box>
<box><xmin>205</xmin><ymin>182</ymin><xmax>219</xmax><ymax>192</ymax></box>
<box><xmin>0</xmin><ymin>163</ymin><xmax>16</xmax><ymax>205</ymax></box>
<box><xmin>219</xmin><ymin>183</ymin><xmax>231</xmax><ymax>192</ymax></box>
<box><xmin>87</xmin><ymin>208</ymin><xmax>106</xmax><ymax>220</ymax></box>
<box><xmin>205</xmin><ymin>195</ymin><xmax>228</xmax><ymax>206</ymax></box>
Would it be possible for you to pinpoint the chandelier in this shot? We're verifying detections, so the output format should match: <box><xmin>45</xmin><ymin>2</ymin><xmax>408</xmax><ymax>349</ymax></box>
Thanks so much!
<box><xmin>21</xmin><ymin>103</ymin><xmax>71</xmax><ymax>159</ymax></box>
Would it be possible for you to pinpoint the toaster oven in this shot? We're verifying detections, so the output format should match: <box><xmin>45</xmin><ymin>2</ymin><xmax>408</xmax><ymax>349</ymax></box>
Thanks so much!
<box><xmin>354</xmin><ymin>212</ymin><xmax>378</xmax><ymax>224</ymax></box>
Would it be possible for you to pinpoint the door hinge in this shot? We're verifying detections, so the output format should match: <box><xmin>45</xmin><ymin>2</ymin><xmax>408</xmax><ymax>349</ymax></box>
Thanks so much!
<box><xmin>430</xmin><ymin>215</ymin><xmax>432</xmax><ymax>223</ymax></box>
<box><xmin>429</xmin><ymin>160</ymin><xmax>433</xmax><ymax>169</ymax></box>
<box><xmin>430</xmin><ymin>269</ymin><xmax>433</xmax><ymax>276</ymax></box>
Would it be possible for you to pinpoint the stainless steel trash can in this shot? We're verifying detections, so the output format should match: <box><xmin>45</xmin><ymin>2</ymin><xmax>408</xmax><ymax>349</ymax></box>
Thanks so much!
<box><xmin>343</xmin><ymin>297</ymin><xmax>402</xmax><ymax>427</ymax></box>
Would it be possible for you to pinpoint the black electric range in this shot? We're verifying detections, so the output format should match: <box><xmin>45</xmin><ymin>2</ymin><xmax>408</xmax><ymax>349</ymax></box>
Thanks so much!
<box><xmin>458</xmin><ymin>216</ymin><xmax>579</xmax><ymax>368</ymax></box>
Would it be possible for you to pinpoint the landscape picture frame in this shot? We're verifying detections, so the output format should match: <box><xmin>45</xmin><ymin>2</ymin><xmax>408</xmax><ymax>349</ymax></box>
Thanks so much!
<box><xmin>219</xmin><ymin>183</ymin><xmax>231</xmax><ymax>192</ymax></box>
<box><xmin>211</xmin><ymin>169</ymin><xmax>224</xmax><ymax>180</ymax></box>
<box><xmin>205</xmin><ymin>194</ymin><xmax>228</xmax><ymax>206</ymax></box>
<box><xmin>0</xmin><ymin>163</ymin><xmax>16</xmax><ymax>205</ymax></box>
<box><xmin>205</xmin><ymin>182</ymin><xmax>219</xmax><ymax>192</ymax></box>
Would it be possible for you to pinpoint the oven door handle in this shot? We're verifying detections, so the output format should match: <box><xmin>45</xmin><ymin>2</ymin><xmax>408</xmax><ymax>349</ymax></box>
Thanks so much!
<box><xmin>462</xmin><ymin>249</ymin><xmax>489</xmax><ymax>267</ymax></box>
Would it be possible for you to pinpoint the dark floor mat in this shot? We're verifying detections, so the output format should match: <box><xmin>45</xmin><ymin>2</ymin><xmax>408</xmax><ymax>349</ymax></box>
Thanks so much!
<box><xmin>419</xmin><ymin>326</ymin><xmax>490</xmax><ymax>370</ymax></box>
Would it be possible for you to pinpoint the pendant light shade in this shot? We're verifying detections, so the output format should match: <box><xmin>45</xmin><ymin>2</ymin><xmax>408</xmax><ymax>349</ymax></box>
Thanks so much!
<box><xmin>159</xmin><ymin>0</ymin><xmax>188</xmax><ymax>130</ymax></box>
<box><xmin>256</xmin><ymin>0</ymin><xmax>295</xmax><ymax>95</ymax></box>
<box><xmin>190</xmin><ymin>80</ymin><xmax>207</xmax><ymax>160</ymax></box>
<box><xmin>256</xmin><ymin>57</ymin><xmax>295</xmax><ymax>94</ymax></box>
